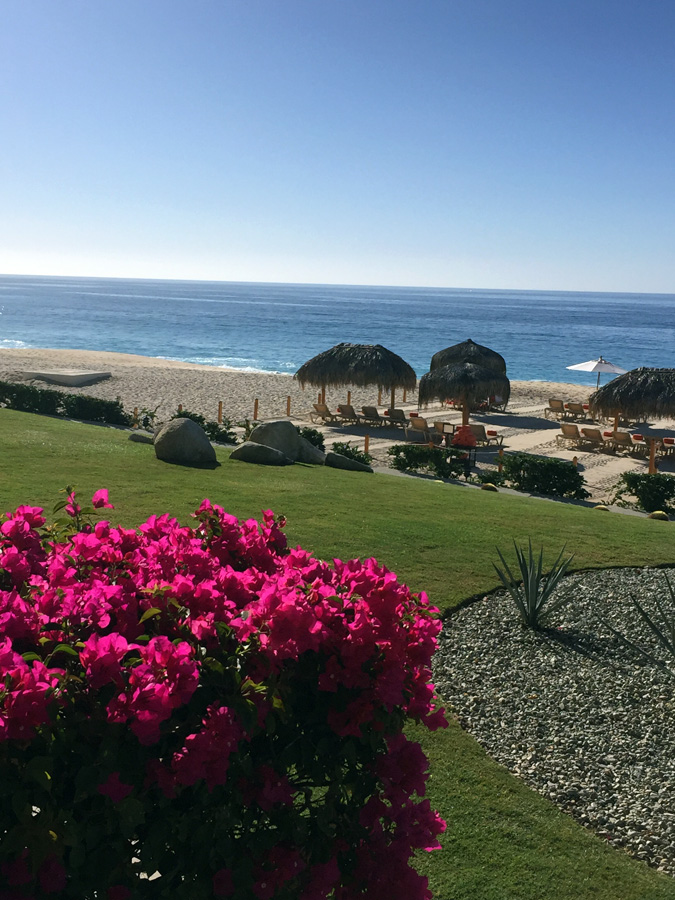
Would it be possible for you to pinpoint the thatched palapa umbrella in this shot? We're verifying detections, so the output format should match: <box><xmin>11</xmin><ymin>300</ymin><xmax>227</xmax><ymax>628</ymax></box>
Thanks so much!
<box><xmin>430</xmin><ymin>338</ymin><xmax>507</xmax><ymax>374</ymax></box>
<box><xmin>590</xmin><ymin>367</ymin><xmax>675</xmax><ymax>423</ymax></box>
<box><xmin>419</xmin><ymin>362</ymin><xmax>511</xmax><ymax>427</ymax></box>
<box><xmin>590</xmin><ymin>367</ymin><xmax>675</xmax><ymax>473</ymax></box>
<box><xmin>294</xmin><ymin>342</ymin><xmax>417</xmax><ymax>409</ymax></box>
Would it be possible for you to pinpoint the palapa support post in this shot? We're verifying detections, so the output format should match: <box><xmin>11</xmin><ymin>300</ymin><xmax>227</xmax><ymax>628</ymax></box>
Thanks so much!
<box><xmin>403</xmin><ymin>388</ymin><xmax>407</xmax><ymax>403</ymax></box>
<box><xmin>321</xmin><ymin>385</ymin><xmax>326</xmax><ymax>405</ymax></box>
<box><xmin>461</xmin><ymin>397</ymin><xmax>469</xmax><ymax>428</ymax></box>
<box><xmin>390</xmin><ymin>387</ymin><xmax>395</xmax><ymax>412</ymax></box>
<box><xmin>218</xmin><ymin>401</ymin><xmax>223</xmax><ymax>424</ymax></box>
<box><xmin>613</xmin><ymin>411</ymin><xmax>620</xmax><ymax>434</ymax></box>
<box><xmin>649</xmin><ymin>439</ymin><xmax>657</xmax><ymax>475</ymax></box>
<box><xmin>347</xmin><ymin>390</ymin><xmax>351</xmax><ymax>405</ymax></box>
<box><xmin>378</xmin><ymin>388</ymin><xmax>382</xmax><ymax>406</ymax></box>
<box><xmin>364</xmin><ymin>434</ymin><xmax>370</xmax><ymax>455</ymax></box>
<box><xmin>497</xmin><ymin>447</ymin><xmax>504</xmax><ymax>473</ymax></box>
<box><xmin>253</xmin><ymin>398</ymin><xmax>259</xmax><ymax>421</ymax></box>
<box><xmin>286</xmin><ymin>395</ymin><xmax>291</xmax><ymax>416</ymax></box>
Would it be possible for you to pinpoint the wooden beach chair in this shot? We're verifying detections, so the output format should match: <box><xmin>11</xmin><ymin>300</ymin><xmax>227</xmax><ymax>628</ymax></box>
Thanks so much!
<box><xmin>336</xmin><ymin>404</ymin><xmax>361</xmax><ymax>424</ymax></box>
<box><xmin>360</xmin><ymin>406</ymin><xmax>387</xmax><ymax>427</ymax></box>
<box><xmin>556</xmin><ymin>423</ymin><xmax>582</xmax><ymax>448</ymax></box>
<box><xmin>629</xmin><ymin>433</ymin><xmax>649</xmax><ymax>457</ymax></box>
<box><xmin>383</xmin><ymin>408</ymin><xmax>410</xmax><ymax>428</ymax></box>
<box><xmin>564</xmin><ymin>401</ymin><xmax>589</xmax><ymax>422</ymax></box>
<box><xmin>310</xmin><ymin>403</ymin><xmax>340</xmax><ymax>425</ymax></box>
<box><xmin>610</xmin><ymin>431</ymin><xmax>635</xmax><ymax>454</ymax></box>
<box><xmin>469</xmin><ymin>423</ymin><xmax>503</xmax><ymax>446</ymax></box>
<box><xmin>404</xmin><ymin>416</ymin><xmax>442</xmax><ymax>444</ymax></box>
<box><xmin>545</xmin><ymin>399</ymin><xmax>568</xmax><ymax>420</ymax></box>
<box><xmin>578</xmin><ymin>427</ymin><xmax>608</xmax><ymax>451</ymax></box>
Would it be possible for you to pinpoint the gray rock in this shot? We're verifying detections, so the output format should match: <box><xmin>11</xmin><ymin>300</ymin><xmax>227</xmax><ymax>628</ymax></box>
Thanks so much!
<box><xmin>230</xmin><ymin>441</ymin><xmax>294</xmax><ymax>466</ymax></box>
<box><xmin>154</xmin><ymin>418</ymin><xmax>217</xmax><ymax>466</ymax></box>
<box><xmin>249</xmin><ymin>420</ymin><xmax>325</xmax><ymax>464</ymax></box>
<box><xmin>128</xmin><ymin>431</ymin><xmax>154</xmax><ymax>444</ymax></box>
<box><xmin>296</xmin><ymin>436</ymin><xmax>326</xmax><ymax>465</ymax></box>
<box><xmin>325</xmin><ymin>451</ymin><xmax>373</xmax><ymax>472</ymax></box>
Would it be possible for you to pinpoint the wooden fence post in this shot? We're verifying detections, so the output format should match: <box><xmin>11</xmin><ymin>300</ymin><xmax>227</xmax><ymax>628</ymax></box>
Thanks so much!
<box><xmin>287</xmin><ymin>395</ymin><xmax>291</xmax><ymax>417</ymax></box>
<box><xmin>253</xmin><ymin>398</ymin><xmax>259</xmax><ymax>421</ymax></box>
<box><xmin>364</xmin><ymin>435</ymin><xmax>370</xmax><ymax>454</ymax></box>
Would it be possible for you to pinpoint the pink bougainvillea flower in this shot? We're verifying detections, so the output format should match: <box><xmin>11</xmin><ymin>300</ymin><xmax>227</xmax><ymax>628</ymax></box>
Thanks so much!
<box><xmin>64</xmin><ymin>492</ymin><xmax>81</xmax><ymax>518</ymax></box>
<box><xmin>98</xmin><ymin>772</ymin><xmax>134</xmax><ymax>803</ymax></box>
<box><xmin>92</xmin><ymin>489</ymin><xmax>114</xmax><ymax>509</ymax></box>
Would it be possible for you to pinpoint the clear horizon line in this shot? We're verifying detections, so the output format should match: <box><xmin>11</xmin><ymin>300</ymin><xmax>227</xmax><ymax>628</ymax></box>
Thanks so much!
<box><xmin>1</xmin><ymin>270</ymin><xmax>674</xmax><ymax>299</ymax></box>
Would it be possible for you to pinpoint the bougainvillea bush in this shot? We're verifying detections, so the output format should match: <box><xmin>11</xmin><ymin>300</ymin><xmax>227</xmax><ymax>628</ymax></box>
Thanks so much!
<box><xmin>0</xmin><ymin>490</ymin><xmax>446</xmax><ymax>899</ymax></box>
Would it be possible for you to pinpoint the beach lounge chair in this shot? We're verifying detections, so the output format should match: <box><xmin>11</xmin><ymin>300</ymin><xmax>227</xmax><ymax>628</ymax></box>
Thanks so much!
<box><xmin>404</xmin><ymin>416</ymin><xmax>442</xmax><ymax>444</ymax></box>
<box><xmin>360</xmin><ymin>406</ymin><xmax>387</xmax><ymax>427</ymax></box>
<box><xmin>564</xmin><ymin>401</ymin><xmax>589</xmax><ymax>422</ymax></box>
<box><xmin>383</xmin><ymin>408</ymin><xmax>410</xmax><ymax>428</ymax></box>
<box><xmin>578</xmin><ymin>427</ymin><xmax>607</xmax><ymax>451</ymax></box>
<box><xmin>610</xmin><ymin>431</ymin><xmax>635</xmax><ymax>454</ymax></box>
<box><xmin>629</xmin><ymin>433</ymin><xmax>649</xmax><ymax>457</ymax></box>
<box><xmin>556</xmin><ymin>423</ymin><xmax>582</xmax><ymax>447</ymax></box>
<box><xmin>336</xmin><ymin>404</ymin><xmax>360</xmax><ymax>424</ymax></box>
<box><xmin>660</xmin><ymin>437</ymin><xmax>675</xmax><ymax>457</ymax></box>
<box><xmin>545</xmin><ymin>399</ymin><xmax>568</xmax><ymax>420</ymax></box>
<box><xmin>310</xmin><ymin>403</ymin><xmax>340</xmax><ymax>425</ymax></box>
<box><xmin>469</xmin><ymin>423</ymin><xmax>504</xmax><ymax>446</ymax></box>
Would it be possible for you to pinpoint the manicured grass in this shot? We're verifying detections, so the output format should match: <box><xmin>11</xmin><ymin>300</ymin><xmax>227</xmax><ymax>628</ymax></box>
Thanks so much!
<box><xmin>3</xmin><ymin>408</ymin><xmax>675</xmax><ymax>898</ymax></box>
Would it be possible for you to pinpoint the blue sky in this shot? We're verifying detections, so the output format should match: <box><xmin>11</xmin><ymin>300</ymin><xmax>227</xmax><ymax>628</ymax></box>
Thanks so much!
<box><xmin>2</xmin><ymin>0</ymin><xmax>674</xmax><ymax>291</ymax></box>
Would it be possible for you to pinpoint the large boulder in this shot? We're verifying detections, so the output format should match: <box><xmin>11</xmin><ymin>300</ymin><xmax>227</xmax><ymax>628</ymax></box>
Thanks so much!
<box><xmin>325</xmin><ymin>452</ymin><xmax>373</xmax><ymax>473</ymax></box>
<box><xmin>249</xmin><ymin>421</ymin><xmax>325</xmax><ymax>464</ymax></box>
<box><xmin>230</xmin><ymin>442</ymin><xmax>294</xmax><ymax>466</ymax></box>
<box><xmin>154</xmin><ymin>419</ymin><xmax>217</xmax><ymax>466</ymax></box>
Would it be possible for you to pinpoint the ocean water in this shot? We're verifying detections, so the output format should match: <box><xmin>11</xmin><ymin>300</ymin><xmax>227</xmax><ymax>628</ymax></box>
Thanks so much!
<box><xmin>0</xmin><ymin>274</ymin><xmax>673</xmax><ymax>386</ymax></box>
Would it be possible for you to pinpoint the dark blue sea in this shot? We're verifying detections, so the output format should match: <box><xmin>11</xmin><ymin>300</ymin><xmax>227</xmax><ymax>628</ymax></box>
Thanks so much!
<box><xmin>0</xmin><ymin>275</ymin><xmax>673</xmax><ymax>387</ymax></box>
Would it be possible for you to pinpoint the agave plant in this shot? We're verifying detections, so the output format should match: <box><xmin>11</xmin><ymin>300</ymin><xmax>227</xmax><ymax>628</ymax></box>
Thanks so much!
<box><xmin>603</xmin><ymin>574</ymin><xmax>675</xmax><ymax>678</ymax></box>
<box><xmin>493</xmin><ymin>540</ymin><xmax>575</xmax><ymax>629</ymax></box>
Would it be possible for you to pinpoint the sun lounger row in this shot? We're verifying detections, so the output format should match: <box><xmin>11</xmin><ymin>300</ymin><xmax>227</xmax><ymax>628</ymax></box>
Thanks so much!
<box><xmin>545</xmin><ymin>399</ymin><xmax>592</xmax><ymax>421</ymax></box>
<box><xmin>557</xmin><ymin>424</ymin><xmax>675</xmax><ymax>457</ymax></box>
<box><xmin>309</xmin><ymin>403</ymin><xmax>410</xmax><ymax>428</ymax></box>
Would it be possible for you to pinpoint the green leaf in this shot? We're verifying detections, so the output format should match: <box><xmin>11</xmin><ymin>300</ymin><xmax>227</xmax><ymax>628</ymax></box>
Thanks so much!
<box><xmin>139</xmin><ymin>606</ymin><xmax>162</xmax><ymax>624</ymax></box>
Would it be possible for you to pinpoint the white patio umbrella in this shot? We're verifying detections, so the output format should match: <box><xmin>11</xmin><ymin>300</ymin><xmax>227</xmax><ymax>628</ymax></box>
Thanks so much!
<box><xmin>566</xmin><ymin>356</ymin><xmax>627</xmax><ymax>390</ymax></box>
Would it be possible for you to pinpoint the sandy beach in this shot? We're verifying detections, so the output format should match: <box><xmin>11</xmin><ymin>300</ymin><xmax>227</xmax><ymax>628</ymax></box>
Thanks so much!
<box><xmin>2</xmin><ymin>347</ymin><xmax>673</xmax><ymax>504</ymax></box>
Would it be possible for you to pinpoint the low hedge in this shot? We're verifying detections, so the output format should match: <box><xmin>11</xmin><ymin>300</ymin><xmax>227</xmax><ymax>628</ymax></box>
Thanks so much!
<box><xmin>0</xmin><ymin>380</ymin><xmax>132</xmax><ymax>426</ymax></box>
<box><xmin>501</xmin><ymin>452</ymin><xmax>590</xmax><ymax>499</ymax></box>
<box><xmin>387</xmin><ymin>444</ymin><xmax>469</xmax><ymax>479</ymax></box>
<box><xmin>611</xmin><ymin>471</ymin><xmax>675</xmax><ymax>513</ymax></box>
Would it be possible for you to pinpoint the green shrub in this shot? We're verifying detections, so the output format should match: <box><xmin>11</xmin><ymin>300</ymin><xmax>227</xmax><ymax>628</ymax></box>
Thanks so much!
<box><xmin>387</xmin><ymin>443</ymin><xmax>468</xmax><ymax>479</ymax></box>
<box><xmin>171</xmin><ymin>408</ymin><xmax>237</xmax><ymax>445</ymax></box>
<box><xmin>611</xmin><ymin>471</ymin><xmax>675</xmax><ymax>513</ymax></box>
<box><xmin>331</xmin><ymin>441</ymin><xmax>373</xmax><ymax>465</ymax></box>
<box><xmin>60</xmin><ymin>393</ymin><xmax>132</xmax><ymax>426</ymax></box>
<box><xmin>0</xmin><ymin>380</ymin><xmax>132</xmax><ymax>426</ymax></box>
<box><xmin>472</xmin><ymin>470</ymin><xmax>507</xmax><ymax>486</ymax></box>
<box><xmin>0</xmin><ymin>380</ymin><xmax>64</xmax><ymax>415</ymax></box>
<box><xmin>494</xmin><ymin>539</ymin><xmax>574</xmax><ymax>629</ymax></box>
<box><xmin>297</xmin><ymin>426</ymin><xmax>325</xmax><ymax>451</ymax></box>
<box><xmin>501</xmin><ymin>453</ymin><xmax>590</xmax><ymax>499</ymax></box>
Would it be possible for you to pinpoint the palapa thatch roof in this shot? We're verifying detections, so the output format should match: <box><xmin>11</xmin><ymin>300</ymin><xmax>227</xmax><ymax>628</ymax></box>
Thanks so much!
<box><xmin>589</xmin><ymin>367</ymin><xmax>675</xmax><ymax>420</ymax></box>
<box><xmin>419</xmin><ymin>362</ymin><xmax>511</xmax><ymax>408</ymax></box>
<box><xmin>294</xmin><ymin>343</ymin><xmax>417</xmax><ymax>391</ymax></box>
<box><xmin>430</xmin><ymin>338</ymin><xmax>507</xmax><ymax>374</ymax></box>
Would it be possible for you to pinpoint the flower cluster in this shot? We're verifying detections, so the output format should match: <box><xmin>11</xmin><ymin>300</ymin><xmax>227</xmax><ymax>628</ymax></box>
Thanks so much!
<box><xmin>0</xmin><ymin>491</ymin><xmax>446</xmax><ymax>898</ymax></box>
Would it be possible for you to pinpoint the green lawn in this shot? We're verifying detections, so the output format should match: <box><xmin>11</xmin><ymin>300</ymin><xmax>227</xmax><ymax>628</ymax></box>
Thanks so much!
<box><xmin>3</xmin><ymin>408</ymin><xmax>675</xmax><ymax>899</ymax></box>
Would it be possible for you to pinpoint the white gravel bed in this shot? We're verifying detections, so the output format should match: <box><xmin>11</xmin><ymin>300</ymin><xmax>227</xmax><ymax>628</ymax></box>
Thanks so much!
<box><xmin>433</xmin><ymin>567</ymin><xmax>675</xmax><ymax>875</ymax></box>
